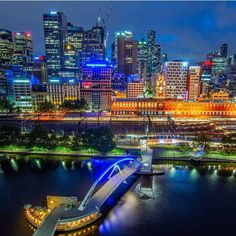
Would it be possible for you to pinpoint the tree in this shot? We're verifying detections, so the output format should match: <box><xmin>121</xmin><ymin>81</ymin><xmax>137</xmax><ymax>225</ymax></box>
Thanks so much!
<box><xmin>82</xmin><ymin>126</ymin><xmax>116</xmax><ymax>154</ymax></box>
<box><xmin>221</xmin><ymin>133</ymin><xmax>236</xmax><ymax>154</ymax></box>
<box><xmin>28</xmin><ymin>124</ymin><xmax>50</xmax><ymax>147</ymax></box>
<box><xmin>60</xmin><ymin>99</ymin><xmax>88</xmax><ymax>111</ymax></box>
<box><xmin>37</xmin><ymin>100</ymin><xmax>55</xmax><ymax>112</ymax></box>
<box><xmin>192</xmin><ymin>133</ymin><xmax>211</xmax><ymax>153</ymax></box>
<box><xmin>0</xmin><ymin>97</ymin><xmax>14</xmax><ymax>113</ymax></box>
<box><xmin>0</xmin><ymin>124</ymin><xmax>21</xmax><ymax>145</ymax></box>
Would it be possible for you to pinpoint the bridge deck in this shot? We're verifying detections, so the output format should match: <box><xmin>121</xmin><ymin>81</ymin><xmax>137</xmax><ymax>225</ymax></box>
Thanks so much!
<box><xmin>32</xmin><ymin>207</ymin><xmax>65</xmax><ymax>236</ymax></box>
<box><xmin>33</xmin><ymin>160</ymin><xmax>141</xmax><ymax>236</ymax></box>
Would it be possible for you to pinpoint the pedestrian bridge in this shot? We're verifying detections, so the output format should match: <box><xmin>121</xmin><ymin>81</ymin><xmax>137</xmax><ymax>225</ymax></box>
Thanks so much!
<box><xmin>26</xmin><ymin>158</ymin><xmax>141</xmax><ymax>236</ymax></box>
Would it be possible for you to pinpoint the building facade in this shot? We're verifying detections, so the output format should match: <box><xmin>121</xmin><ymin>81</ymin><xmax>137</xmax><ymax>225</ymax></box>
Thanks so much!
<box><xmin>137</xmin><ymin>38</ymin><xmax>148</xmax><ymax>78</ymax></box>
<box><xmin>147</xmin><ymin>30</ymin><xmax>161</xmax><ymax>75</ymax></box>
<box><xmin>155</xmin><ymin>73</ymin><xmax>166</xmax><ymax>99</ymax></box>
<box><xmin>0</xmin><ymin>29</ymin><xmax>13</xmax><ymax>65</ymax></box>
<box><xmin>116</xmin><ymin>32</ymin><xmax>137</xmax><ymax>76</ymax></box>
<box><xmin>81</xmin><ymin>63</ymin><xmax>112</xmax><ymax>111</ymax></box>
<box><xmin>127</xmin><ymin>81</ymin><xmax>144</xmax><ymax>98</ymax></box>
<box><xmin>164</xmin><ymin>61</ymin><xmax>188</xmax><ymax>100</ymax></box>
<box><xmin>80</xmin><ymin>26</ymin><xmax>105</xmax><ymax>67</ymax></box>
<box><xmin>13</xmin><ymin>32</ymin><xmax>33</xmax><ymax>65</ymax></box>
<box><xmin>47</xmin><ymin>81</ymin><xmax>80</xmax><ymax>106</ymax></box>
<box><xmin>187</xmin><ymin>66</ymin><xmax>200</xmax><ymax>100</ymax></box>
<box><xmin>43</xmin><ymin>11</ymin><xmax>68</xmax><ymax>79</ymax></box>
<box><xmin>111</xmin><ymin>98</ymin><xmax>236</xmax><ymax>118</ymax></box>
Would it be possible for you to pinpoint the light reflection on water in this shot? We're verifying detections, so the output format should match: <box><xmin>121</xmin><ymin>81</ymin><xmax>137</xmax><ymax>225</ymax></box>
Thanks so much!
<box><xmin>1</xmin><ymin>158</ymin><xmax>236</xmax><ymax>236</ymax></box>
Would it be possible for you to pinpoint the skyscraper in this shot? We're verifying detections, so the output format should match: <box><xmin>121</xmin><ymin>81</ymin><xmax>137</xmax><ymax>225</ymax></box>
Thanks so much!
<box><xmin>66</xmin><ymin>23</ymin><xmax>84</xmax><ymax>53</ymax></box>
<box><xmin>80</xmin><ymin>25</ymin><xmax>105</xmax><ymax>67</ymax></box>
<box><xmin>112</xmin><ymin>31</ymin><xmax>132</xmax><ymax>71</ymax></box>
<box><xmin>13</xmin><ymin>32</ymin><xmax>33</xmax><ymax>65</ymax></box>
<box><xmin>164</xmin><ymin>61</ymin><xmax>188</xmax><ymax>100</ymax></box>
<box><xmin>137</xmin><ymin>38</ymin><xmax>148</xmax><ymax>78</ymax></box>
<box><xmin>147</xmin><ymin>30</ymin><xmax>161</xmax><ymax>75</ymax></box>
<box><xmin>0</xmin><ymin>29</ymin><xmax>13</xmax><ymax>65</ymax></box>
<box><xmin>43</xmin><ymin>11</ymin><xmax>68</xmax><ymax>79</ymax></box>
<box><xmin>221</xmin><ymin>43</ymin><xmax>228</xmax><ymax>58</ymax></box>
<box><xmin>187</xmin><ymin>66</ymin><xmax>200</xmax><ymax>101</ymax></box>
<box><xmin>115</xmin><ymin>31</ymin><xmax>137</xmax><ymax>76</ymax></box>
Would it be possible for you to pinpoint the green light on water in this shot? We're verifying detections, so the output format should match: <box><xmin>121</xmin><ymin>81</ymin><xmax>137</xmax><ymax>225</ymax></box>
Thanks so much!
<box><xmin>10</xmin><ymin>158</ymin><xmax>19</xmax><ymax>172</ymax></box>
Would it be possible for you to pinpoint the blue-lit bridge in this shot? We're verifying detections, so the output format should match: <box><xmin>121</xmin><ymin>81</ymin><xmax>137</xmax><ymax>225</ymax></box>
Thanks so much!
<box><xmin>26</xmin><ymin>158</ymin><xmax>141</xmax><ymax>236</ymax></box>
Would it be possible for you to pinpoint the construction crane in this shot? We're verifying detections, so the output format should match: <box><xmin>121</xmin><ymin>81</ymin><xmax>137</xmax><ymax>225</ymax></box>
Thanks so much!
<box><xmin>97</xmin><ymin>8</ymin><xmax>112</xmax><ymax>50</ymax></box>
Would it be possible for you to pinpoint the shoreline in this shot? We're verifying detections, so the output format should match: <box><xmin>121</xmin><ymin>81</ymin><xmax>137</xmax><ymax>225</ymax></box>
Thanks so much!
<box><xmin>1</xmin><ymin>149</ymin><xmax>236</xmax><ymax>164</ymax></box>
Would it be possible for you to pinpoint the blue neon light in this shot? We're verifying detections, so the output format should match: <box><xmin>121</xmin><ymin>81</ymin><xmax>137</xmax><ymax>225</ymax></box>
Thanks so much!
<box><xmin>86</xmin><ymin>63</ymin><xmax>107</xmax><ymax>67</ymax></box>
<box><xmin>50</xmin><ymin>11</ymin><xmax>57</xmax><ymax>15</ymax></box>
<box><xmin>49</xmin><ymin>79</ymin><xmax>60</xmax><ymax>83</ymax></box>
<box><xmin>97</xmin><ymin>158</ymin><xmax>135</xmax><ymax>182</ymax></box>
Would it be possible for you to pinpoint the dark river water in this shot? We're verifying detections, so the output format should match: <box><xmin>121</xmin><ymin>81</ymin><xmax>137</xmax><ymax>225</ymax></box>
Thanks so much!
<box><xmin>1</xmin><ymin>156</ymin><xmax>236</xmax><ymax>236</ymax></box>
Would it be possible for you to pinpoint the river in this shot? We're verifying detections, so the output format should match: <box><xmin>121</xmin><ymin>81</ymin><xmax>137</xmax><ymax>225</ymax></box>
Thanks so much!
<box><xmin>1</xmin><ymin>156</ymin><xmax>236</xmax><ymax>236</ymax></box>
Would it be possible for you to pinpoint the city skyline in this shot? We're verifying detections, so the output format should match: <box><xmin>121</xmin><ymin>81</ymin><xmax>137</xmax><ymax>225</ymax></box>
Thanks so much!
<box><xmin>1</xmin><ymin>1</ymin><xmax>236</xmax><ymax>63</ymax></box>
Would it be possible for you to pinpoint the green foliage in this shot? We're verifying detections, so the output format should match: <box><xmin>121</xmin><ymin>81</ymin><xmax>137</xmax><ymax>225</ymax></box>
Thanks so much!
<box><xmin>0</xmin><ymin>97</ymin><xmax>14</xmax><ymax>113</ymax></box>
<box><xmin>37</xmin><ymin>100</ymin><xmax>55</xmax><ymax>112</ymax></box>
<box><xmin>0</xmin><ymin>124</ymin><xmax>21</xmax><ymax>145</ymax></box>
<box><xmin>192</xmin><ymin>133</ymin><xmax>211</xmax><ymax>153</ymax></box>
<box><xmin>82</xmin><ymin>126</ymin><xmax>116</xmax><ymax>154</ymax></box>
<box><xmin>28</xmin><ymin>124</ymin><xmax>50</xmax><ymax>146</ymax></box>
<box><xmin>60</xmin><ymin>98</ymin><xmax>88</xmax><ymax>111</ymax></box>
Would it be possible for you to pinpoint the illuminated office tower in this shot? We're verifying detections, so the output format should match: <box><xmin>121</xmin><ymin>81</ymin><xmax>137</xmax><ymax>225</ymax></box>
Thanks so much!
<box><xmin>47</xmin><ymin>80</ymin><xmax>80</xmax><ymax>106</ymax></box>
<box><xmin>66</xmin><ymin>23</ymin><xmax>84</xmax><ymax>53</ymax></box>
<box><xmin>164</xmin><ymin>61</ymin><xmax>188</xmax><ymax>100</ymax></box>
<box><xmin>43</xmin><ymin>11</ymin><xmax>68</xmax><ymax>79</ymax></box>
<box><xmin>13</xmin><ymin>32</ymin><xmax>33</xmax><ymax>65</ymax></box>
<box><xmin>221</xmin><ymin>43</ymin><xmax>228</xmax><ymax>58</ymax></box>
<box><xmin>22</xmin><ymin>56</ymin><xmax>47</xmax><ymax>84</ymax></box>
<box><xmin>112</xmin><ymin>31</ymin><xmax>133</xmax><ymax>71</ymax></box>
<box><xmin>12</xmin><ymin>73</ymin><xmax>32</xmax><ymax>111</ymax></box>
<box><xmin>114</xmin><ymin>31</ymin><xmax>137</xmax><ymax>76</ymax></box>
<box><xmin>0</xmin><ymin>29</ymin><xmax>13</xmax><ymax>65</ymax></box>
<box><xmin>0</xmin><ymin>69</ymin><xmax>8</xmax><ymax>98</ymax></box>
<box><xmin>187</xmin><ymin>66</ymin><xmax>200</xmax><ymax>101</ymax></box>
<box><xmin>147</xmin><ymin>30</ymin><xmax>161</xmax><ymax>75</ymax></box>
<box><xmin>60</xmin><ymin>44</ymin><xmax>80</xmax><ymax>79</ymax></box>
<box><xmin>80</xmin><ymin>25</ymin><xmax>105</xmax><ymax>67</ymax></box>
<box><xmin>137</xmin><ymin>38</ymin><xmax>148</xmax><ymax>78</ymax></box>
<box><xmin>211</xmin><ymin>54</ymin><xmax>227</xmax><ymax>76</ymax></box>
<box><xmin>155</xmin><ymin>73</ymin><xmax>166</xmax><ymax>99</ymax></box>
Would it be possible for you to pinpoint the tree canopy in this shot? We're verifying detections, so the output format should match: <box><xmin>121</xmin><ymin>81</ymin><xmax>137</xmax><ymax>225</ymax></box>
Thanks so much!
<box><xmin>0</xmin><ymin>97</ymin><xmax>14</xmax><ymax>113</ymax></box>
<box><xmin>192</xmin><ymin>132</ymin><xmax>211</xmax><ymax>153</ymax></box>
<box><xmin>60</xmin><ymin>99</ymin><xmax>88</xmax><ymax>111</ymax></box>
<box><xmin>0</xmin><ymin>124</ymin><xmax>21</xmax><ymax>144</ymax></box>
<box><xmin>82</xmin><ymin>126</ymin><xmax>116</xmax><ymax>154</ymax></box>
<box><xmin>37</xmin><ymin>100</ymin><xmax>55</xmax><ymax>112</ymax></box>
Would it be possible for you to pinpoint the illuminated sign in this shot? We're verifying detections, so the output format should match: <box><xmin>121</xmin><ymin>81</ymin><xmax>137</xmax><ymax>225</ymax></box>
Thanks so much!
<box><xmin>86</xmin><ymin>63</ymin><xmax>107</xmax><ymax>67</ymax></box>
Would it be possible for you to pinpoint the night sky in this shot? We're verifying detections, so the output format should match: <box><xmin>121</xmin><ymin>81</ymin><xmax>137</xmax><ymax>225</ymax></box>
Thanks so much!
<box><xmin>1</xmin><ymin>1</ymin><xmax>236</xmax><ymax>63</ymax></box>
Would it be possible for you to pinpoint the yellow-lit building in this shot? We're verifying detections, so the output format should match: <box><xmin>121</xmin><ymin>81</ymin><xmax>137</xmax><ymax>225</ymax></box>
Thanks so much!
<box><xmin>209</xmin><ymin>90</ymin><xmax>229</xmax><ymax>101</ymax></box>
<box><xmin>111</xmin><ymin>98</ymin><xmax>236</xmax><ymax>118</ymax></box>
<box><xmin>127</xmin><ymin>81</ymin><xmax>144</xmax><ymax>98</ymax></box>
<box><xmin>155</xmin><ymin>73</ymin><xmax>166</xmax><ymax>99</ymax></box>
<box><xmin>187</xmin><ymin>66</ymin><xmax>200</xmax><ymax>100</ymax></box>
<box><xmin>47</xmin><ymin>82</ymin><xmax>80</xmax><ymax>105</ymax></box>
